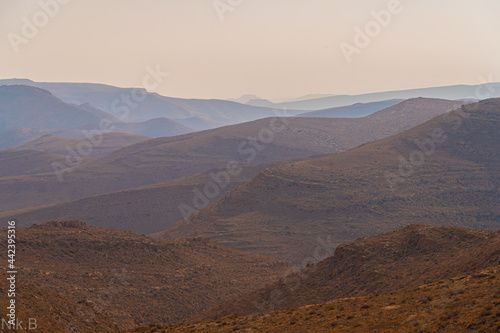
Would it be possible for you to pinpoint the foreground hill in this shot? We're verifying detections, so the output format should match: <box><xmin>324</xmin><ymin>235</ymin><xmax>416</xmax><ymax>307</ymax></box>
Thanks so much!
<box><xmin>161</xmin><ymin>99</ymin><xmax>499</xmax><ymax>264</ymax></box>
<box><xmin>12</xmin><ymin>132</ymin><xmax>151</xmax><ymax>157</ymax></box>
<box><xmin>0</xmin><ymin>98</ymin><xmax>466</xmax><ymax>213</ymax></box>
<box><xmin>132</xmin><ymin>265</ymin><xmax>500</xmax><ymax>332</ymax></box>
<box><xmin>0</xmin><ymin>221</ymin><xmax>288</xmax><ymax>331</ymax></box>
<box><xmin>197</xmin><ymin>224</ymin><xmax>500</xmax><ymax>320</ymax></box>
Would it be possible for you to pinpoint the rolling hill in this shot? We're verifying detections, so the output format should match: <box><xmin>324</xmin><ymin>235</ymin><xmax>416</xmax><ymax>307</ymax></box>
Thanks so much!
<box><xmin>160</xmin><ymin>99</ymin><xmax>499</xmax><ymax>265</ymax></box>
<box><xmin>0</xmin><ymin>161</ymin><xmax>290</xmax><ymax>234</ymax></box>
<box><xmin>0</xmin><ymin>149</ymin><xmax>71</xmax><ymax>177</ymax></box>
<box><xmin>134</xmin><ymin>265</ymin><xmax>500</xmax><ymax>332</ymax></box>
<box><xmin>0</xmin><ymin>221</ymin><xmax>289</xmax><ymax>331</ymax></box>
<box><xmin>0</xmin><ymin>98</ymin><xmax>466</xmax><ymax>215</ymax></box>
<box><xmin>196</xmin><ymin>224</ymin><xmax>500</xmax><ymax>320</ymax></box>
<box><xmin>12</xmin><ymin>132</ymin><xmax>151</xmax><ymax>157</ymax></box>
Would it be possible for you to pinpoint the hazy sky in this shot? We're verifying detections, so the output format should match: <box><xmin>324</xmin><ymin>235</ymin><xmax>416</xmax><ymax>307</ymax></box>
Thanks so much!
<box><xmin>2</xmin><ymin>0</ymin><xmax>500</xmax><ymax>100</ymax></box>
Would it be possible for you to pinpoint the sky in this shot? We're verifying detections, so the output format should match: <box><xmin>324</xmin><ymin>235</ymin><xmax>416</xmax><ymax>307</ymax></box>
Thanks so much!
<box><xmin>1</xmin><ymin>0</ymin><xmax>500</xmax><ymax>101</ymax></box>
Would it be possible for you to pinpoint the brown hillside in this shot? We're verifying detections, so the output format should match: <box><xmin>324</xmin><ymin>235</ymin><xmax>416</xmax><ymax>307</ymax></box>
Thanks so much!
<box><xmin>196</xmin><ymin>224</ymin><xmax>500</xmax><ymax>320</ymax></box>
<box><xmin>160</xmin><ymin>99</ymin><xmax>499</xmax><ymax>265</ymax></box>
<box><xmin>130</xmin><ymin>265</ymin><xmax>500</xmax><ymax>332</ymax></box>
<box><xmin>0</xmin><ymin>222</ymin><xmax>288</xmax><ymax>331</ymax></box>
<box><xmin>0</xmin><ymin>161</ymin><xmax>292</xmax><ymax>234</ymax></box>
<box><xmin>0</xmin><ymin>98</ymin><xmax>466</xmax><ymax>213</ymax></box>
<box><xmin>13</xmin><ymin>132</ymin><xmax>151</xmax><ymax>157</ymax></box>
<box><xmin>0</xmin><ymin>149</ymin><xmax>71</xmax><ymax>177</ymax></box>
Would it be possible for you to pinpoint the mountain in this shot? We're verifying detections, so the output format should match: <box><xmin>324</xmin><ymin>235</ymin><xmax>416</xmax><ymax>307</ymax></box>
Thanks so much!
<box><xmin>0</xmin><ymin>79</ymin><xmax>306</xmax><ymax>129</ymax></box>
<box><xmin>273</xmin><ymin>83</ymin><xmax>500</xmax><ymax>110</ymax></box>
<box><xmin>0</xmin><ymin>221</ymin><xmax>289</xmax><ymax>331</ymax></box>
<box><xmin>0</xmin><ymin>98</ymin><xmax>466</xmax><ymax>214</ymax></box>
<box><xmin>227</xmin><ymin>94</ymin><xmax>262</xmax><ymax>104</ymax></box>
<box><xmin>160</xmin><ymin>99</ymin><xmax>499</xmax><ymax>265</ymax></box>
<box><xmin>140</xmin><ymin>265</ymin><xmax>500</xmax><ymax>332</ymax></box>
<box><xmin>197</xmin><ymin>224</ymin><xmax>500</xmax><ymax>320</ymax></box>
<box><xmin>245</xmin><ymin>98</ymin><xmax>276</xmax><ymax>108</ymax></box>
<box><xmin>0</xmin><ymin>85</ymin><xmax>118</xmax><ymax>131</ymax></box>
<box><xmin>0</xmin><ymin>118</ymin><xmax>191</xmax><ymax>149</ymax></box>
<box><xmin>0</xmin><ymin>128</ymin><xmax>76</xmax><ymax>148</ymax></box>
<box><xmin>111</xmin><ymin>118</ymin><xmax>194</xmax><ymax>137</ymax></box>
<box><xmin>12</xmin><ymin>132</ymin><xmax>151</xmax><ymax>157</ymax></box>
<box><xmin>297</xmin><ymin>99</ymin><xmax>404</xmax><ymax>118</ymax></box>
<box><xmin>0</xmin><ymin>149</ymin><xmax>71</xmax><ymax>177</ymax></box>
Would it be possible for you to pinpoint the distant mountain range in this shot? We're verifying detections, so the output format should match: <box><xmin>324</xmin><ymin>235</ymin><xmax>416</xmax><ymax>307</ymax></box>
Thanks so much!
<box><xmin>0</xmin><ymin>79</ymin><xmax>306</xmax><ymax>129</ymax></box>
<box><xmin>261</xmin><ymin>83</ymin><xmax>500</xmax><ymax>110</ymax></box>
<box><xmin>0</xmin><ymin>85</ymin><xmax>194</xmax><ymax>147</ymax></box>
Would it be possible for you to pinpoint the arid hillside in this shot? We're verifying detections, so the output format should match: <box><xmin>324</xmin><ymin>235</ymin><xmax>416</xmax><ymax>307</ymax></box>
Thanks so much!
<box><xmin>0</xmin><ymin>221</ymin><xmax>289</xmax><ymax>331</ymax></box>
<box><xmin>130</xmin><ymin>265</ymin><xmax>500</xmax><ymax>332</ymax></box>
<box><xmin>161</xmin><ymin>99</ymin><xmax>499</xmax><ymax>265</ymax></box>
<box><xmin>0</xmin><ymin>160</ymin><xmax>295</xmax><ymax>234</ymax></box>
<box><xmin>196</xmin><ymin>224</ymin><xmax>500</xmax><ymax>320</ymax></box>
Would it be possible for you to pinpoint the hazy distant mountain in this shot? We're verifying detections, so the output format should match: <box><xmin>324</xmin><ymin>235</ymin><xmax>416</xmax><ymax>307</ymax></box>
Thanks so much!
<box><xmin>245</xmin><ymin>98</ymin><xmax>276</xmax><ymax>108</ymax></box>
<box><xmin>284</xmin><ymin>93</ymin><xmax>337</xmax><ymax>103</ymax></box>
<box><xmin>0</xmin><ymin>128</ymin><xmax>73</xmax><ymax>148</ymax></box>
<box><xmin>297</xmin><ymin>99</ymin><xmax>404</xmax><ymax>118</ymax></box>
<box><xmin>0</xmin><ymin>85</ymin><xmax>118</xmax><ymax>131</ymax></box>
<box><xmin>160</xmin><ymin>99</ymin><xmax>499</xmax><ymax>265</ymax></box>
<box><xmin>0</xmin><ymin>79</ymin><xmax>306</xmax><ymax>129</ymax></box>
<box><xmin>0</xmin><ymin>98</ymin><xmax>467</xmax><ymax>226</ymax></box>
<box><xmin>0</xmin><ymin>221</ymin><xmax>288</xmax><ymax>330</ymax></box>
<box><xmin>0</xmin><ymin>85</ymin><xmax>195</xmax><ymax>147</ymax></box>
<box><xmin>227</xmin><ymin>94</ymin><xmax>262</xmax><ymax>104</ymax></box>
<box><xmin>274</xmin><ymin>83</ymin><xmax>500</xmax><ymax>110</ymax></box>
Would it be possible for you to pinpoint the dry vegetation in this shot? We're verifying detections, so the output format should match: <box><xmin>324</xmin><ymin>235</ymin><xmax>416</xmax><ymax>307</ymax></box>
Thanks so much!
<box><xmin>129</xmin><ymin>266</ymin><xmax>500</xmax><ymax>332</ymax></box>
<box><xmin>0</xmin><ymin>221</ymin><xmax>289</xmax><ymax>331</ymax></box>
<box><xmin>196</xmin><ymin>224</ymin><xmax>500</xmax><ymax>320</ymax></box>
